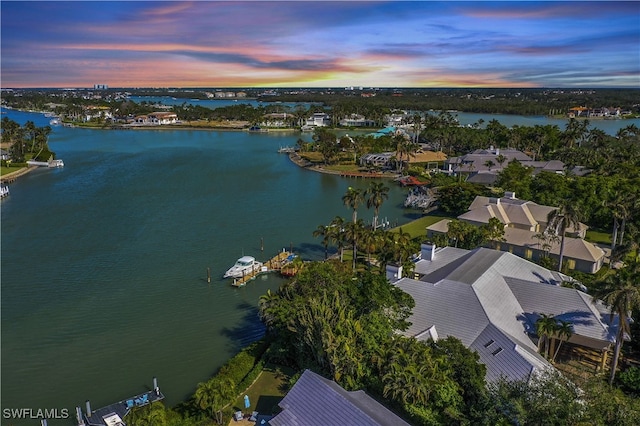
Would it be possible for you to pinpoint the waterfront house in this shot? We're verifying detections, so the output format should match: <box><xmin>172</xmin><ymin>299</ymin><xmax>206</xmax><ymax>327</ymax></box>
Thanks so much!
<box><xmin>0</xmin><ymin>149</ymin><xmax>9</xmax><ymax>160</ymax></box>
<box><xmin>427</xmin><ymin>193</ymin><xmax>605</xmax><ymax>273</ymax></box>
<box><xmin>359</xmin><ymin>152</ymin><xmax>395</xmax><ymax>169</ymax></box>
<box><xmin>387</xmin><ymin>244</ymin><xmax>618</xmax><ymax>382</ymax></box>
<box><xmin>134</xmin><ymin>112</ymin><xmax>178</xmax><ymax>125</ymax></box>
<box><xmin>304</xmin><ymin>112</ymin><xmax>331</xmax><ymax>128</ymax></box>
<box><xmin>339</xmin><ymin>114</ymin><xmax>376</xmax><ymax>127</ymax></box>
<box><xmin>269</xmin><ymin>370</ymin><xmax>410</xmax><ymax>426</ymax></box>
<box><xmin>261</xmin><ymin>113</ymin><xmax>291</xmax><ymax>128</ymax></box>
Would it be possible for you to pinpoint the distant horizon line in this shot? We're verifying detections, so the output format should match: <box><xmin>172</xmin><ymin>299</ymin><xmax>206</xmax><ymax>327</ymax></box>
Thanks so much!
<box><xmin>3</xmin><ymin>86</ymin><xmax>638</xmax><ymax>91</ymax></box>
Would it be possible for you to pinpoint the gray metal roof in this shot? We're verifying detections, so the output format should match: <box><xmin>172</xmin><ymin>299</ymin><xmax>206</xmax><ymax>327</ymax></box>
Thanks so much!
<box><xmin>506</xmin><ymin>277</ymin><xmax>615</xmax><ymax>344</ymax></box>
<box><xmin>469</xmin><ymin>323</ymin><xmax>548</xmax><ymax>383</ymax></box>
<box><xmin>270</xmin><ymin>370</ymin><xmax>410</xmax><ymax>426</ymax></box>
<box><xmin>397</xmin><ymin>278</ymin><xmax>489</xmax><ymax>346</ymax></box>
<box><xmin>393</xmin><ymin>247</ymin><xmax>617</xmax><ymax>382</ymax></box>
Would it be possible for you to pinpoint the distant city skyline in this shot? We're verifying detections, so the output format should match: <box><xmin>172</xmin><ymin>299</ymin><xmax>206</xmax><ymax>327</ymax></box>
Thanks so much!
<box><xmin>1</xmin><ymin>1</ymin><xmax>638</xmax><ymax>88</ymax></box>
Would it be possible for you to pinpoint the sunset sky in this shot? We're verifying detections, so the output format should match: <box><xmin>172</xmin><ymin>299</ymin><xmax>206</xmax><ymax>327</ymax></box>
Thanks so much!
<box><xmin>1</xmin><ymin>1</ymin><xmax>638</xmax><ymax>88</ymax></box>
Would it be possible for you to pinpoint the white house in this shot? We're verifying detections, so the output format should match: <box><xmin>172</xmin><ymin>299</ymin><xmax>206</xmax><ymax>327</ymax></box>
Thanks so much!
<box><xmin>305</xmin><ymin>112</ymin><xmax>331</xmax><ymax>128</ymax></box>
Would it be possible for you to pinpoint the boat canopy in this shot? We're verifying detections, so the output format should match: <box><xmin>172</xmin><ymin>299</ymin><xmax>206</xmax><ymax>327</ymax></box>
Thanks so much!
<box><xmin>236</xmin><ymin>256</ymin><xmax>256</xmax><ymax>265</ymax></box>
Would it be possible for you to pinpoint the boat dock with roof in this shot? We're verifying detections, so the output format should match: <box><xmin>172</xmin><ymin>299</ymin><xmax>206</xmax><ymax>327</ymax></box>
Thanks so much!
<box><xmin>76</xmin><ymin>377</ymin><xmax>164</xmax><ymax>426</ymax></box>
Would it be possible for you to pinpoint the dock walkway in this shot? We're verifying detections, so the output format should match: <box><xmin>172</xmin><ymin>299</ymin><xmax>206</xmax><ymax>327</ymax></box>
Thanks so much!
<box><xmin>231</xmin><ymin>251</ymin><xmax>293</xmax><ymax>287</ymax></box>
<box><xmin>77</xmin><ymin>378</ymin><xmax>164</xmax><ymax>426</ymax></box>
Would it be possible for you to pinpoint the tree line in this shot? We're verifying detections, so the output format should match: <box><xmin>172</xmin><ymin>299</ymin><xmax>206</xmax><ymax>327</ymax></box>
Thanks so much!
<box><xmin>1</xmin><ymin>117</ymin><xmax>54</xmax><ymax>163</ymax></box>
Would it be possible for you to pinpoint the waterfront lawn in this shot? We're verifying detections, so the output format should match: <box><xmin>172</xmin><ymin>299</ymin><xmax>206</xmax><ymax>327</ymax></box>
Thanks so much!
<box><xmin>391</xmin><ymin>213</ymin><xmax>453</xmax><ymax>240</ymax></box>
<box><xmin>230</xmin><ymin>363</ymin><xmax>295</xmax><ymax>417</ymax></box>
<box><xmin>1</xmin><ymin>164</ymin><xmax>26</xmax><ymax>176</ymax></box>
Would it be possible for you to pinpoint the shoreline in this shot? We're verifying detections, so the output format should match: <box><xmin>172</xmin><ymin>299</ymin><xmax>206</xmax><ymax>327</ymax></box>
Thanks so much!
<box><xmin>0</xmin><ymin>166</ymin><xmax>36</xmax><ymax>183</ymax></box>
<box><xmin>287</xmin><ymin>151</ymin><xmax>399</xmax><ymax>179</ymax></box>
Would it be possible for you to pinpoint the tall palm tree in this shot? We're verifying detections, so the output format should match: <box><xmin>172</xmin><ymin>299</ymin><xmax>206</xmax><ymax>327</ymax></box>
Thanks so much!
<box><xmin>593</xmin><ymin>261</ymin><xmax>640</xmax><ymax>385</ymax></box>
<box><xmin>313</xmin><ymin>224</ymin><xmax>331</xmax><ymax>259</ymax></box>
<box><xmin>547</xmin><ymin>200</ymin><xmax>581</xmax><ymax>272</ymax></box>
<box><xmin>535</xmin><ymin>313</ymin><xmax>558</xmax><ymax>359</ymax></box>
<box><xmin>551</xmin><ymin>320</ymin><xmax>573</xmax><ymax>363</ymax></box>
<box><xmin>328</xmin><ymin>216</ymin><xmax>346</xmax><ymax>262</ymax></box>
<box><xmin>344</xmin><ymin>219</ymin><xmax>365</xmax><ymax>271</ymax></box>
<box><xmin>24</xmin><ymin>120</ymin><xmax>36</xmax><ymax>153</ymax></box>
<box><xmin>342</xmin><ymin>187</ymin><xmax>364</xmax><ymax>223</ymax></box>
<box><xmin>365</xmin><ymin>182</ymin><xmax>389</xmax><ymax>230</ymax></box>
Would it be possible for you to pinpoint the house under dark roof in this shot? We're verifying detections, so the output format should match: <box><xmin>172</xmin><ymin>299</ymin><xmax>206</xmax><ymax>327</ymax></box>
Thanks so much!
<box><xmin>269</xmin><ymin>369</ymin><xmax>410</xmax><ymax>426</ymax></box>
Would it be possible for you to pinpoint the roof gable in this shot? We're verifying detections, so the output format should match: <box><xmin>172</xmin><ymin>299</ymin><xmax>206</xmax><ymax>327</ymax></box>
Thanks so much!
<box><xmin>270</xmin><ymin>370</ymin><xmax>410</xmax><ymax>426</ymax></box>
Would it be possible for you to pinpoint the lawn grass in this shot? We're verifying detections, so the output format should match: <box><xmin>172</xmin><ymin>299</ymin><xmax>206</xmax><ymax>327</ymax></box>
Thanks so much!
<box><xmin>230</xmin><ymin>363</ymin><xmax>296</xmax><ymax>416</ymax></box>
<box><xmin>391</xmin><ymin>213</ymin><xmax>453</xmax><ymax>239</ymax></box>
<box><xmin>585</xmin><ymin>229</ymin><xmax>612</xmax><ymax>245</ymax></box>
<box><xmin>1</xmin><ymin>165</ymin><xmax>26</xmax><ymax>176</ymax></box>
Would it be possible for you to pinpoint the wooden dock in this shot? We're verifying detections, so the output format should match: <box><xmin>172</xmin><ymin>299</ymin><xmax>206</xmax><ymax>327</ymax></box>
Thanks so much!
<box><xmin>231</xmin><ymin>250</ymin><xmax>293</xmax><ymax>287</ymax></box>
<box><xmin>77</xmin><ymin>378</ymin><xmax>164</xmax><ymax>426</ymax></box>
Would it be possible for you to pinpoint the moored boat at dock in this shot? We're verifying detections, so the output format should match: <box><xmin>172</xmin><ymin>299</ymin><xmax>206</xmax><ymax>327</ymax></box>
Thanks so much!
<box><xmin>223</xmin><ymin>255</ymin><xmax>263</xmax><ymax>278</ymax></box>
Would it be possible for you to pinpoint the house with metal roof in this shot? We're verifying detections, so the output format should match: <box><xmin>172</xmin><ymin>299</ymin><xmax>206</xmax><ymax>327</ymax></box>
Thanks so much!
<box><xmin>444</xmin><ymin>147</ymin><xmax>579</xmax><ymax>185</ymax></box>
<box><xmin>427</xmin><ymin>192</ymin><xmax>605</xmax><ymax>273</ymax></box>
<box><xmin>269</xmin><ymin>369</ymin><xmax>410</xmax><ymax>426</ymax></box>
<box><xmin>387</xmin><ymin>245</ymin><xmax>617</xmax><ymax>383</ymax></box>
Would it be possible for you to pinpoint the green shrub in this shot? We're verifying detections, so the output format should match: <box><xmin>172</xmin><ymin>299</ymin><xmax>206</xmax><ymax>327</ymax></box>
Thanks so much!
<box><xmin>618</xmin><ymin>366</ymin><xmax>640</xmax><ymax>395</ymax></box>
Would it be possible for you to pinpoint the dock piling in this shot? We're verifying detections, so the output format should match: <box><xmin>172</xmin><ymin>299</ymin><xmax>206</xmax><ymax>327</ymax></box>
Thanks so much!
<box><xmin>76</xmin><ymin>406</ymin><xmax>86</xmax><ymax>426</ymax></box>
<box><xmin>85</xmin><ymin>400</ymin><xmax>91</xmax><ymax>415</ymax></box>
<box><xmin>207</xmin><ymin>267</ymin><xmax>211</xmax><ymax>283</ymax></box>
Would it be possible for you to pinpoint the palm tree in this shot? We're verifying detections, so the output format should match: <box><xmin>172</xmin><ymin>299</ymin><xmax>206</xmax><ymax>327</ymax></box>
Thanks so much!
<box><xmin>194</xmin><ymin>380</ymin><xmax>218</xmax><ymax>420</ymax></box>
<box><xmin>258</xmin><ymin>289</ymin><xmax>280</xmax><ymax>328</ymax></box>
<box><xmin>342</xmin><ymin>187</ymin><xmax>364</xmax><ymax>223</ymax></box>
<box><xmin>24</xmin><ymin>120</ymin><xmax>36</xmax><ymax>154</ymax></box>
<box><xmin>546</xmin><ymin>200</ymin><xmax>581</xmax><ymax>272</ymax></box>
<box><xmin>365</xmin><ymin>182</ymin><xmax>389</xmax><ymax>230</ymax></box>
<box><xmin>482</xmin><ymin>217</ymin><xmax>505</xmax><ymax>249</ymax></box>
<box><xmin>535</xmin><ymin>313</ymin><xmax>557</xmax><ymax>359</ymax></box>
<box><xmin>361</xmin><ymin>228</ymin><xmax>381</xmax><ymax>267</ymax></box>
<box><xmin>551</xmin><ymin>320</ymin><xmax>573</xmax><ymax>363</ymax></box>
<box><xmin>328</xmin><ymin>216</ymin><xmax>346</xmax><ymax>262</ymax></box>
<box><xmin>313</xmin><ymin>224</ymin><xmax>331</xmax><ymax>259</ymax></box>
<box><xmin>593</xmin><ymin>261</ymin><xmax>640</xmax><ymax>385</ymax></box>
<box><xmin>607</xmin><ymin>191</ymin><xmax>626</xmax><ymax>251</ymax></box>
<box><xmin>344</xmin><ymin>219</ymin><xmax>365</xmax><ymax>271</ymax></box>
<box><xmin>484</xmin><ymin>160</ymin><xmax>495</xmax><ymax>171</ymax></box>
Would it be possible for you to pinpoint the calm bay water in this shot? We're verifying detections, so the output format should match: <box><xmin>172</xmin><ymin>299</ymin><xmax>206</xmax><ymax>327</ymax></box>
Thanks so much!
<box><xmin>2</xmin><ymin>108</ymin><xmax>638</xmax><ymax>425</ymax></box>
<box><xmin>1</xmin><ymin>110</ymin><xmax>416</xmax><ymax>425</ymax></box>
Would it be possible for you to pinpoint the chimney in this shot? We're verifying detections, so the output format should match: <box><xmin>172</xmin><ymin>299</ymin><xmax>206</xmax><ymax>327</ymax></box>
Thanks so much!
<box><xmin>385</xmin><ymin>263</ymin><xmax>403</xmax><ymax>282</ymax></box>
<box><xmin>489</xmin><ymin>197</ymin><xmax>501</xmax><ymax>205</ymax></box>
<box><xmin>421</xmin><ymin>242</ymin><xmax>436</xmax><ymax>261</ymax></box>
<box><xmin>504</xmin><ymin>191</ymin><xmax>516</xmax><ymax>199</ymax></box>
<box><xmin>495</xmin><ymin>148</ymin><xmax>500</xmax><ymax>156</ymax></box>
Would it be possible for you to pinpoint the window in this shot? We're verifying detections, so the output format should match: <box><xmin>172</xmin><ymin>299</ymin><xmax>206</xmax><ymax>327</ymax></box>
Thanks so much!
<box><xmin>525</xmin><ymin>249</ymin><xmax>533</xmax><ymax>259</ymax></box>
<box><xmin>483</xmin><ymin>339</ymin><xmax>495</xmax><ymax>348</ymax></box>
<box><xmin>492</xmin><ymin>347</ymin><xmax>503</xmax><ymax>356</ymax></box>
<box><xmin>567</xmin><ymin>259</ymin><xmax>576</xmax><ymax>270</ymax></box>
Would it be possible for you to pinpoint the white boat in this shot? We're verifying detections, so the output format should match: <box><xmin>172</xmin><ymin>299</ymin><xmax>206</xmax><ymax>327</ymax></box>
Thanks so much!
<box><xmin>223</xmin><ymin>256</ymin><xmax>263</xmax><ymax>278</ymax></box>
